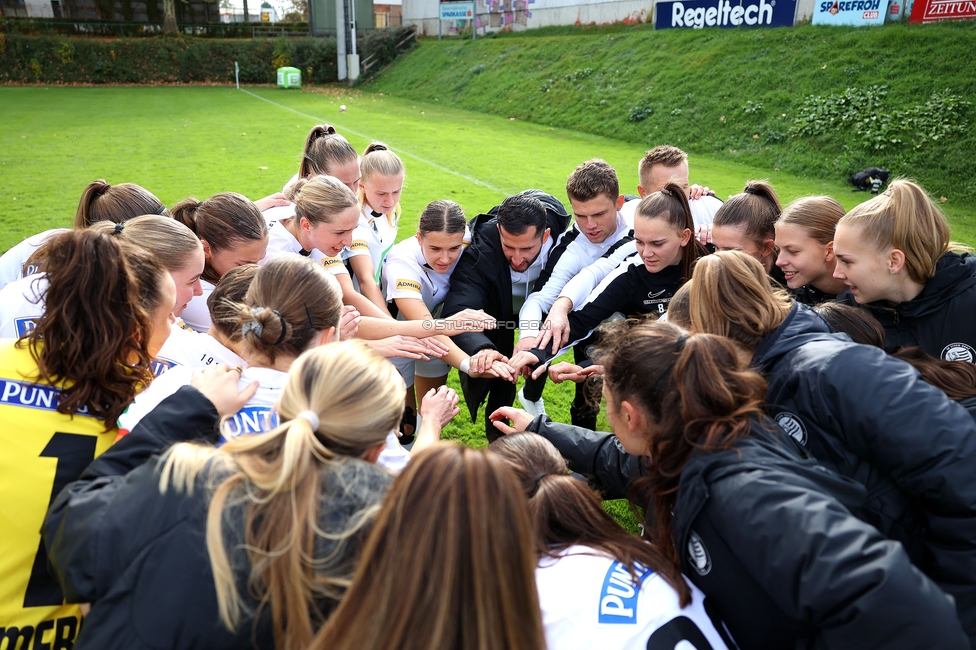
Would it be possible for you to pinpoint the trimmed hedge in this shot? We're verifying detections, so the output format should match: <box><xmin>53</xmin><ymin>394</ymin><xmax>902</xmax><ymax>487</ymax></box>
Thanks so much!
<box><xmin>0</xmin><ymin>34</ymin><xmax>337</xmax><ymax>83</ymax></box>
<box><xmin>0</xmin><ymin>28</ymin><xmax>414</xmax><ymax>84</ymax></box>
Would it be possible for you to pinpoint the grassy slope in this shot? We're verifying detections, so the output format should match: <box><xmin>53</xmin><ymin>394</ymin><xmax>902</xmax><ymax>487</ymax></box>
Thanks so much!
<box><xmin>366</xmin><ymin>21</ymin><xmax>976</xmax><ymax>236</ymax></box>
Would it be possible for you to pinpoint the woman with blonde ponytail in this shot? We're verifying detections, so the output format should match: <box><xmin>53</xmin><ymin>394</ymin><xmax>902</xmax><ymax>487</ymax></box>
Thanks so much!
<box><xmin>833</xmin><ymin>178</ymin><xmax>976</xmax><ymax>360</ymax></box>
<box><xmin>45</xmin><ymin>341</ymin><xmax>403</xmax><ymax>650</ymax></box>
<box><xmin>343</xmin><ymin>142</ymin><xmax>406</xmax><ymax>314</ymax></box>
<box><xmin>494</xmin><ymin>319</ymin><xmax>967</xmax><ymax>649</ymax></box>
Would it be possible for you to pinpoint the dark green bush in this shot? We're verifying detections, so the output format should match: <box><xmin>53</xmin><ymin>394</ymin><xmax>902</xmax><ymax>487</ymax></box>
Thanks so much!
<box><xmin>0</xmin><ymin>34</ymin><xmax>339</xmax><ymax>83</ymax></box>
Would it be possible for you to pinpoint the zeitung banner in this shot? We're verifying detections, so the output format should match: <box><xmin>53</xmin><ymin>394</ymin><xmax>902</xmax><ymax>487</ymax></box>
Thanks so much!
<box><xmin>909</xmin><ymin>0</ymin><xmax>976</xmax><ymax>21</ymax></box>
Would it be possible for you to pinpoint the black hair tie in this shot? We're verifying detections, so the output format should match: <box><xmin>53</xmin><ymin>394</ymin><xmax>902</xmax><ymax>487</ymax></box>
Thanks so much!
<box><xmin>113</xmin><ymin>223</ymin><xmax>125</xmax><ymax>235</ymax></box>
<box><xmin>675</xmin><ymin>334</ymin><xmax>688</xmax><ymax>351</ymax></box>
<box><xmin>370</xmin><ymin>143</ymin><xmax>387</xmax><ymax>152</ymax></box>
<box><xmin>272</xmin><ymin>310</ymin><xmax>288</xmax><ymax>345</ymax></box>
<box><xmin>743</xmin><ymin>187</ymin><xmax>761</xmax><ymax>196</ymax></box>
<box><xmin>529</xmin><ymin>473</ymin><xmax>548</xmax><ymax>498</ymax></box>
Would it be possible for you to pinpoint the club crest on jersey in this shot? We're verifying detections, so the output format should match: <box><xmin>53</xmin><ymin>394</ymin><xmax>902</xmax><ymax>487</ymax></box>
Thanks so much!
<box><xmin>774</xmin><ymin>412</ymin><xmax>808</xmax><ymax>446</ymax></box>
<box><xmin>396</xmin><ymin>279</ymin><xmax>422</xmax><ymax>293</ymax></box>
<box><xmin>942</xmin><ymin>343</ymin><xmax>975</xmax><ymax>364</ymax></box>
<box><xmin>598</xmin><ymin>561</ymin><xmax>653</xmax><ymax>624</ymax></box>
<box><xmin>687</xmin><ymin>530</ymin><xmax>711</xmax><ymax>576</ymax></box>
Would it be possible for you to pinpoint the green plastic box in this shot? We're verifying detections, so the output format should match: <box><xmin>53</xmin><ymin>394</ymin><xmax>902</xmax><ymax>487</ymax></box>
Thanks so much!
<box><xmin>276</xmin><ymin>66</ymin><xmax>301</xmax><ymax>89</ymax></box>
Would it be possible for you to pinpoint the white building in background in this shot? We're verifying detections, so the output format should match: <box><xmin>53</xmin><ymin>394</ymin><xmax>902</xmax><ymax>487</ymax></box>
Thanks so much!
<box><xmin>23</xmin><ymin>0</ymin><xmax>55</xmax><ymax>17</ymax></box>
<box><xmin>403</xmin><ymin>0</ymin><xmax>651</xmax><ymax>34</ymax></box>
<box><xmin>221</xmin><ymin>1</ymin><xmax>280</xmax><ymax>21</ymax></box>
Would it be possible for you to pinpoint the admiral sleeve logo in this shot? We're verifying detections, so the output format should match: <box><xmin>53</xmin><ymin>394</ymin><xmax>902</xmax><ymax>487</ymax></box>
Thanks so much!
<box><xmin>395</xmin><ymin>279</ymin><xmax>422</xmax><ymax>293</ymax></box>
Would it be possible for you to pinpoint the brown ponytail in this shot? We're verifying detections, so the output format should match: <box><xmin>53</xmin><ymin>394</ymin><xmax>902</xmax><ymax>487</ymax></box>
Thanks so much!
<box><xmin>24</xmin><ymin>230</ymin><xmax>161</xmax><ymax>429</ymax></box>
<box><xmin>634</xmin><ymin>181</ymin><xmax>707</xmax><ymax>281</ymax></box>
<box><xmin>299</xmin><ymin>124</ymin><xmax>358</xmax><ymax>179</ymax></box>
<box><xmin>713</xmin><ymin>180</ymin><xmax>781</xmax><ymax>248</ymax></box>
<box><xmin>891</xmin><ymin>347</ymin><xmax>976</xmax><ymax>402</ymax></box>
<box><xmin>73</xmin><ymin>179</ymin><xmax>168</xmax><ymax>229</ymax></box>
<box><xmin>489</xmin><ymin>433</ymin><xmax>691</xmax><ymax>606</ymax></box>
<box><xmin>232</xmin><ymin>256</ymin><xmax>343</xmax><ymax>364</ymax></box>
<box><xmin>172</xmin><ymin>193</ymin><xmax>267</xmax><ymax>284</ymax></box>
<box><xmin>594</xmin><ymin>320</ymin><xmax>767</xmax><ymax>566</ymax></box>
<box><xmin>208</xmin><ymin>264</ymin><xmax>259</xmax><ymax>342</ymax></box>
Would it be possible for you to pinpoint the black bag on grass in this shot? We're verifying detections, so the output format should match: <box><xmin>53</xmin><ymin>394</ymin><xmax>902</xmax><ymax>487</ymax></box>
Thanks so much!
<box><xmin>850</xmin><ymin>167</ymin><xmax>891</xmax><ymax>194</ymax></box>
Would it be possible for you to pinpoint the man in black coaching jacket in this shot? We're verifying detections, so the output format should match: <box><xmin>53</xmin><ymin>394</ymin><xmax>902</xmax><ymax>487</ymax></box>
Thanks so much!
<box><xmin>443</xmin><ymin>190</ymin><xmax>571</xmax><ymax>442</ymax></box>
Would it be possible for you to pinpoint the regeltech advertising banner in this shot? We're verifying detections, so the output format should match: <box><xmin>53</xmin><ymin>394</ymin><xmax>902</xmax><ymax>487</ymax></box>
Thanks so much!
<box><xmin>655</xmin><ymin>0</ymin><xmax>798</xmax><ymax>27</ymax></box>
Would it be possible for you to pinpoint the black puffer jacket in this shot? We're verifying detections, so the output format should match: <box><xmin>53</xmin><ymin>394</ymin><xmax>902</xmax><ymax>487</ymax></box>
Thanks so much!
<box><xmin>839</xmin><ymin>251</ymin><xmax>976</xmax><ymax>361</ymax></box>
<box><xmin>672</xmin><ymin>421</ymin><xmax>968</xmax><ymax>650</ymax></box>
<box><xmin>755</xmin><ymin>302</ymin><xmax>976</xmax><ymax>644</ymax></box>
<box><xmin>44</xmin><ymin>387</ymin><xmax>393</xmax><ymax>650</ymax></box>
<box><xmin>528</xmin><ymin>416</ymin><xmax>967</xmax><ymax>649</ymax></box>
<box><xmin>442</xmin><ymin>190</ymin><xmax>571</xmax><ymax>419</ymax></box>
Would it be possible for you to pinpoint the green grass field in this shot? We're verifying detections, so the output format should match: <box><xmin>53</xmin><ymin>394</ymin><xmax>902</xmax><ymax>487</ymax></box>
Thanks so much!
<box><xmin>2</xmin><ymin>82</ymin><xmax>972</xmax><ymax>532</ymax></box>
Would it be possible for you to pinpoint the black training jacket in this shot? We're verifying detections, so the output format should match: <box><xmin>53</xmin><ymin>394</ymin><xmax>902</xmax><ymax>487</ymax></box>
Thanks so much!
<box><xmin>753</xmin><ymin>302</ymin><xmax>976</xmax><ymax>645</ymax></box>
<box><xmin>672</xmin><ymin>422</ymin><xmax>968</xmax><ymax>650</ymax></box>
<box><xmin>839</xmin><ymin>251</ymin><xmax>976</xmax><ymax>361</ymax></box>
<box><xmin>528</xmin><ymin>416</ymin><xmax>967</xmax><ymax>649</ymax></box>
<box><xmin>443</xmin><ymin>190</ymin><xmax>571</xmax><ymax>419</ymax></box>
<box><xmin>790</xmin><ymin>283</ymin><xmax>836</xmax><ymax>306</ymax></box>
<box><xmin>43</xmin><ymin>387</ymin><xmax>393</xmax><ymax>650</ymax></box>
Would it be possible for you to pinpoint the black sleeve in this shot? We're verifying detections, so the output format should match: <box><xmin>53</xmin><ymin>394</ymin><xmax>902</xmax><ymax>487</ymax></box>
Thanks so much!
<box><xmin>527</xmin><ymin>416</ymin><xmax>644</xmax><ymax>500</ymax></box>
<box><xmin>79</xmin><ymin>386</ymin><xmax>220</xmax><ymax>480</ymax></box>
<box><xmin>443</xmin><ymin>250</ymin><xmax>497</xmax><ymax>354</ymax></box>
<box><xmin>706</xmin><ymin>471</ymin><xmax>969</xmax><ymax>649</ymax></box>
<box><xmin>44</xmin><ymin>387</ymin><xmax>220</xmax><ymax>603</ymax></box>
<box><xmin>529</xmin><ymin>269</ymin><xmax>634</xmax><ymax>365</ymax></box>
<box><xmin>819</xmin><ymin>348</ymin><xmax>976</xmax><ymax>642</ymax></box>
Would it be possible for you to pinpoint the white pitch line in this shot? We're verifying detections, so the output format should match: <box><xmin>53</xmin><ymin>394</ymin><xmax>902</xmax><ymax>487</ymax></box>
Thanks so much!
<box><xmin>237</xmin><ymin>87</ymin><xmax>508</xmax><ymax>196</ymax></box>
